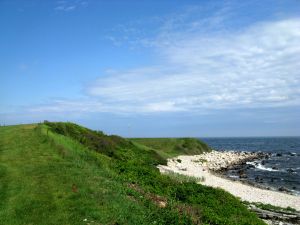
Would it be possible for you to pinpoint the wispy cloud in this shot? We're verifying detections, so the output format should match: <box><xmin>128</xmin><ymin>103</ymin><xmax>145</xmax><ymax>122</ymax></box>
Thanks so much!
<box><xmin>31</xmin><ymin>4</ymin><xmax>300</xmax><ymax>114</ymax></box>
<box><xmin>54</xmin><ymin>0</ymin><xmax>88</xmax><ymax>12</ymax></box>
<box><xmin>86</xmin><ymin>17</ymin><xmax>300</xmax><ymax>113</ymax></box>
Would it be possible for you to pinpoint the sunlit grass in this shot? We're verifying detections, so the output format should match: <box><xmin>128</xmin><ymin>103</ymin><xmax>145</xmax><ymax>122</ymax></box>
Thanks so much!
<box><xmin>0</xmin><ymin>123</ymin><xmax>265</xmax><ymax>224</ymax></box>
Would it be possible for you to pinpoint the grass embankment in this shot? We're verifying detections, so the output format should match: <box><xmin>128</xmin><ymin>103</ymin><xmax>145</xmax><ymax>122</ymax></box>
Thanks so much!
<box><xmin>0</xmin><ymin>122</ymin><xmax>265</xmax><ymax>225</ymax></box>
<box><xmin>130</xmin><ymin>137</ymin><xmax>211</xmax><ymax>159</ymax></box>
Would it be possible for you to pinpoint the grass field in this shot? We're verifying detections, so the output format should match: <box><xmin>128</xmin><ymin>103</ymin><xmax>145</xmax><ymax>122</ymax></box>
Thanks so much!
<box><xmin>0</xmin><ymin>122</ymin><xmax>265</xmax><ymax>224</ymax></box>
<box><xmin>130</xmin><ymin>137</ymin><xmax>211</xmax><ymax>159</ymax></box>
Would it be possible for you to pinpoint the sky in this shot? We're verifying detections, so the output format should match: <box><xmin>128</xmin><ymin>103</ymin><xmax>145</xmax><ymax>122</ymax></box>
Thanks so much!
<box><xmin>0</xmin><ymin>0</ymin><xmax>300</xmax><ymax>137</ymax></box>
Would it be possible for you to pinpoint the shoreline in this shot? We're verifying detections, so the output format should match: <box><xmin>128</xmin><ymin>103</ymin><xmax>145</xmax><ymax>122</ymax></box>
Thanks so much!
<box><xmin>158</xmin><ymin>151</ymin><xmax>300</xmax><ymax>211</ymax></box>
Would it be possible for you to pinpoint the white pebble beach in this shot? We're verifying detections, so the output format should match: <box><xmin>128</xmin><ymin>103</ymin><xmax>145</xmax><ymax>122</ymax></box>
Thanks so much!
<box><xmin>158</xmin><ymin>152</ymin><xmax>300</xmax><ymax>211</ymax></box>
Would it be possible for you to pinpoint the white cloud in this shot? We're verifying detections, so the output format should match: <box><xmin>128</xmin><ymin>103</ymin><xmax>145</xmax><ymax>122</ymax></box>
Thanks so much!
<box><xmin>83</xmin><ymin>17</ymin><xmax>300</xmax><ymax>113</ymax></box>
<box><xmin>28</xmin><ymin>99</ymin><xmax>103</xmax><ymax>113</ymax></box>
<box><xmin>31</xmin><ymin>5</ymin><xmax>300</xmax><ymax>114</ymax></box>
<box><xmin>54</xmin><ymin>0</ymin><xmax>87</xmax><ymax>12</ymax></box>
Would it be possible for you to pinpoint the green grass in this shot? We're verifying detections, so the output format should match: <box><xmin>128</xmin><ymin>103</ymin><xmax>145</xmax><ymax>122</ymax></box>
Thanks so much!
<box><xmin>164</xmin><ymin>171</ymin><xmax>205</xmax><ymax>183</ymax></box>
<box><xmin>0</xmin><ymin>122</ymin><xmax>265</xmax><ymax>224</ymax></box>
<box><xmin>243</xmin><ymin>201</ymin><xmax>297</xmax><ymax>213</ymax></box>
<box><xmin>130</xmin><ymin>137</ymin><xmax>211</xmax><ymax>159</ymax></box>
<box><xmin>0</xmin><ymin>124</ymin><xmax>157</xmax><ymax>225</ymax></box>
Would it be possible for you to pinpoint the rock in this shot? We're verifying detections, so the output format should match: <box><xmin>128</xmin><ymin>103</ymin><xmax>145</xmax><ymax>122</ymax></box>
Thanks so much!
<box><xmin>272</xmin><ymin>166</ymin><xmax>279</xmax><ymax>170</ymax></box>
<box><xmin>276</xmin><ymin>153</ymin><xmax>283</xmax><ymax>157</ymax></box>
<box><xmin>237</xmin><ymin>169</ymin><xmax>247</xmax><ymax>178</ymax></box>
<box><xmin>238</xmin><ymin>169</ymin><xmax>244</xmax><ymax>174</ymax></box>
<box><xmin>249</xmin><ymin>205</ymin><xmax>300</xmax><ymax>224</ymax></box>
<box><xmin>278</xmin><ymin>187</ymin><xmax>288</xmax><ymax>192</ymax></box>
<box><xmin>239</xmin><ymin>174</ymin><xmax>248</xmax><ymax>179</ymax></box>
<box><xmin>192</xmin><ymin>150</ymin><xmax>267</xmax><ymax>172</ymax></box>
<box><xmin>247</xmin><ymin>164</ymin><xmax>255</xmax><ymax>169</ymax></box>
<box><xmin>255</xmin><ymin>176</ymin><xmax>263</xmax><ymax>183</ymax></box>
<box><xmin>287</xmin><ymin>168</ymin><xmax>295</xmax><ymax>173</ymax></box>
<box><xmin>158</xmin><ymin>201</ymin><xmax>167</xmax><ymax>208</ymax></box>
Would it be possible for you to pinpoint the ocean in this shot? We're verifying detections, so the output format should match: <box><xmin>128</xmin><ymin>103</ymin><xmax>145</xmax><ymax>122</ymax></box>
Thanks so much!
<box><xmin>201</xmin><ymin>137</ymin><xmax>300</xmax><ymax>195</ymax></box>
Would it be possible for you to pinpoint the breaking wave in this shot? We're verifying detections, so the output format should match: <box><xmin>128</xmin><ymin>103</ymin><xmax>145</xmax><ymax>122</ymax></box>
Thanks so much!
<box><xmin>246</xmin><ymin>161</ymin><xmax>279</xmax><ymax>172</ymax></box>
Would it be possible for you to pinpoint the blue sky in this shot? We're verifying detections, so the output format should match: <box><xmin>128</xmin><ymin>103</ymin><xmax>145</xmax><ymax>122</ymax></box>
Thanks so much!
<box><xmin>1</xmin><ymin>0</ymin><xmax>300</xmax><ymax>137</ymax></box>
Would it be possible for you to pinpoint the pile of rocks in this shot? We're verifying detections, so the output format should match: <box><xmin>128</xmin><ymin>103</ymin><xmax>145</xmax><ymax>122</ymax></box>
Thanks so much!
<box><xmin>247</xmin><ymin>204</ymin><xmax>300</xmax><ymax>225</ymax></box>
<box><xmin>192</xmin><ymin>150</ymin><xmax>268</xmax><ymax>171</ymax></box>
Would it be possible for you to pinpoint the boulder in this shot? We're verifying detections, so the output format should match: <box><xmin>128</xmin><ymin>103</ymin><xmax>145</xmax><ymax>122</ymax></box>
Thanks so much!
<box><xmin>287</xmin><ymin>168</ymin><xmax>295</xmax><ymax>173</ymax></box>
<box><xmin>278</xmin><ymin>187</ymin><xmax>288</xmax><ymax>192</ymax></box>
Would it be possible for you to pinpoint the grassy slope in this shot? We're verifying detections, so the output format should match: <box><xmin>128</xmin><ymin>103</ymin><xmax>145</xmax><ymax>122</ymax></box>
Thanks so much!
<box><xmin>130</xmin><ymin>137</ymin><xmax>211</xmax><ymax>159</ymax></box>
<box><xmin>0</xmin><ymin>122</ymin><xmax>264</xmax><ymax>225</ymax></box>
<box><xmin>0</xmin><ymin>124</ymin><xmax>156</xmax><ymax>225</ymax></box>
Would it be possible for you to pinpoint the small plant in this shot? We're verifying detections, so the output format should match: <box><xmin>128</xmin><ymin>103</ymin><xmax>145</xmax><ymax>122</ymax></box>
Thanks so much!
<box><xmin>199</xmin><ymin>176</ymin><xmax>205</xmax><ymax>182</ymax></box>
<box><xmin>194</xmin><ymin>158</ymin><xmax>207</xmax><ymax>163</ymax></box>
<box><xmin>165</xmin><ymin>171</ymin><xmax>205</xmax><ymax>183</ymax></box>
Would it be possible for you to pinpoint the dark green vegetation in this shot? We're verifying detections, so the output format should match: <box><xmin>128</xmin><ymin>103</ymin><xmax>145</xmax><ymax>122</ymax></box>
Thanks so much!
<box><xmin>130</xmin><ymin>137</ymin><xmax>211</xmax><ymax>159</ymax></box>
<box><xmin>0</xmin><ymin>122</ymin><xmax>265</xmax><ymax>225</ymax></box>
<box><xmin>243</xmin><ymin>201</ymin><xmax>297</xmax><ymax>213</ymax></box>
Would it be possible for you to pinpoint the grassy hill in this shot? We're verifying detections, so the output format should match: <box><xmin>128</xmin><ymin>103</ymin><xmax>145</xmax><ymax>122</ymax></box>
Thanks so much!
<box><xmin>0</xmin><ymin>122</ymin><xmax>265</xmax><ymax>225</ymax></box>
<box><xmin>130</xmin><ymin>138</ymin><xmax>211</xmax><ymax>159</ymax></box>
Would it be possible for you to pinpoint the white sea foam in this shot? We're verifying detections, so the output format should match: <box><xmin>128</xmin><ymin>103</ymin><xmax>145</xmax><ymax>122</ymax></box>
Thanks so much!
<box><xmin>246</xmin><ymin>161</ymin><xmax>257</xmax><ymax>166</ymax></box>
<box><xmin>256</xmin><ymin>163</ymin><xmax>279</xmax><ymax>172</ymax></box>
<box><xmin>246</xmin><ymin>161</ymin><xmax>279</xmax><ymax>172</ymax></box>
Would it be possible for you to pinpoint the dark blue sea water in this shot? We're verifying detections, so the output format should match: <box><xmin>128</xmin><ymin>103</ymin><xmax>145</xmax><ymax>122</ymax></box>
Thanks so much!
<box><xmin>201</xmin><ymin>137</ymin><xmax>300</xmax><ymax>195</ymax></box>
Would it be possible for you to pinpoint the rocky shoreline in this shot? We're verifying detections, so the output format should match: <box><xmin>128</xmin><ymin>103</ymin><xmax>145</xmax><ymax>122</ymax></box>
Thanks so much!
<box><xmin>158</xmin><ymin>152</ymin><xmax>300</xmax><ymax>211</ymax></box>
<box><xmin>158</xmin><ymin>151</ymin><xmax>300</xmax><ymax>225</ymax></box>
<box><xmin>187</xmin><ymin>150</ymin><xmax>298</xmax><ymax>194</ymax></box>
<box><xmin>190</xmin><ymin>150</ymin><xmax>268</xmax><ymax>172</ymax></box>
